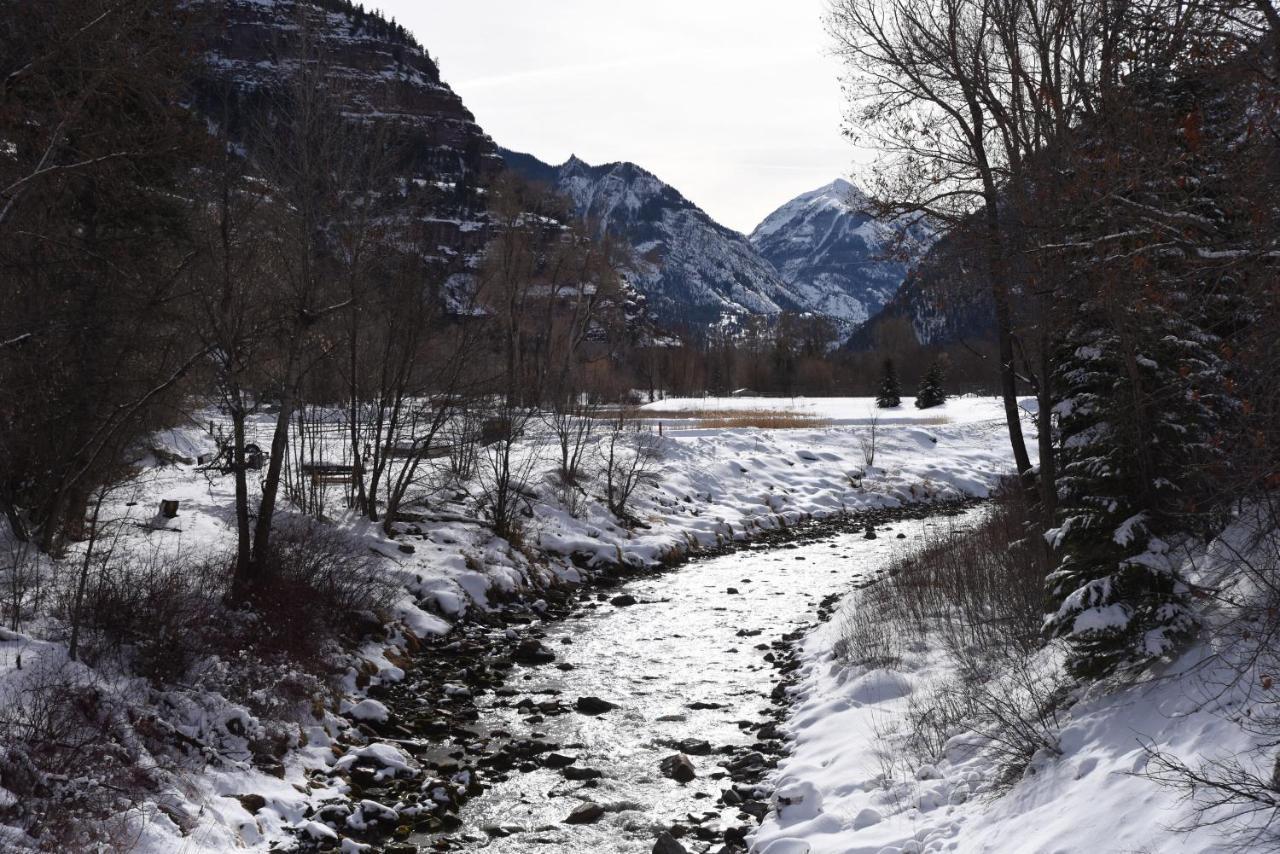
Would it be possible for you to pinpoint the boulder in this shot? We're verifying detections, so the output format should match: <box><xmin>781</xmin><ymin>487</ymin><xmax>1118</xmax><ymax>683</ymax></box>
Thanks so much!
<box><xmin>653</xmin><ymin>831</ymin><xmax>689</xmax><ymax>854</ymax></box>
<box><xmin>564</xmin><ymin>802</ymin><xmax>606</xmax><ymax>824</ymax></box>
<box><xmin>575</xmin><ymin>696</ymin><xmax>618</xmax><ymax>715</ymax></box>
<box><xmin>660</xmin><ymin>753</ymin><xmax>697</xmax><ymax>783</ymax></box>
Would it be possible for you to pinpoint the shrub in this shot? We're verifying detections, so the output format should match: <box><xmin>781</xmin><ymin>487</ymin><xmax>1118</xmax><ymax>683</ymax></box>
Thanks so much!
<box><xmin>836</xmin><ymin>485</ymin><xmax>1068</xmax><ymax>785</ymax></box>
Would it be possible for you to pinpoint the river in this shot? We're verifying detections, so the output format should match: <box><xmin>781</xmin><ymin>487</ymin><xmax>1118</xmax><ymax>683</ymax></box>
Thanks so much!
<box><xmin>405</xmin><ymin>509</ymin><xmax>963</xmax><ymax>853</ymax></box>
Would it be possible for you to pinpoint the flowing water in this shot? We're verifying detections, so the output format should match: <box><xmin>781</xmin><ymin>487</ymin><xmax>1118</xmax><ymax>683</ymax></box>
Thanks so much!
<box><xmin>417</xmin><ymin>512</ymin><xmax>961</xmax><ymax>852</ymax></box>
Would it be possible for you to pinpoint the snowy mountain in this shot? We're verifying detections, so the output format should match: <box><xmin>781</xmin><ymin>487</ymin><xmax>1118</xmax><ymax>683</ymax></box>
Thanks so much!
<box><xmin>502</xmin><ymin>149</ymin><xmax>804</xmax><ymax>328</ymax></box>
<box><xmin>750</xmin><ymin>178</ymin><xmax>932</xmax><ymax>331</ymax></box>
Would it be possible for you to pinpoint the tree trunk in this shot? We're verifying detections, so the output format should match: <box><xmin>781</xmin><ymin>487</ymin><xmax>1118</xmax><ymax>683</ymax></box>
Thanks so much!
<box><xmin>248</xmin><ymin>386</ymin><xmax>294</xmax><ymax>580</ymax></box>
<box><xmin>230</xmin><ymin>402</ymin><xmax>252</xmax><ymax>586</ymax></box>
<box><xmin>985</xmin><ymin>202</ymin><xmax>1034</xmax><ymax>477</ymax></box>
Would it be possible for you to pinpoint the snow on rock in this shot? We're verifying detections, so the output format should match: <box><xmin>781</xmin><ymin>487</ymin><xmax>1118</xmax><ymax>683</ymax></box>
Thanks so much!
<box><xmin>343</xmin><ymin>698</ymin><xmax>390</xmax><ymax>723</ymax></box>
<box><xmin>773</xmin><ymin>780</ymin><xmax>825</xmax><ymax>823</ymax></box>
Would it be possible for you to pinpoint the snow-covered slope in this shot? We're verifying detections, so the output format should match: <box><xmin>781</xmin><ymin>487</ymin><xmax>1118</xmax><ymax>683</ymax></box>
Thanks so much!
<box><xmin>751</xmin><ymin>179</ymin><xmax>932</xmax><ymax>332</ymax></box>
<box><xmin>502</xmin><ymin>149</ymin><xmax>804</xmax><ymax>328</ymax></box>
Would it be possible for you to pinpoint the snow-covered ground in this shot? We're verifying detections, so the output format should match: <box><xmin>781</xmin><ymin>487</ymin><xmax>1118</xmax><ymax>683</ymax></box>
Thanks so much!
<box><xmin>751</xmin><ymin>511</ymin><xmax>1280</xmax><ymax>854</ymax></box>
<box><xmin>640</xmin><ymin>395</ymin><xmax>1015</xmax><ymax>428</ymax></box>
<box><xmin>0</xmin><ymin>395</ymin><xmax>1025</xmax><ymax>852</ymax></box>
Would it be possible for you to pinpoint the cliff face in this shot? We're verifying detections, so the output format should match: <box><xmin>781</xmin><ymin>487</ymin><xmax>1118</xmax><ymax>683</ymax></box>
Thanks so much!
<box><xmin>750</xmin><ymin>179</ymin><xmax>931</xmax><ymax>332</ymax></box>
<box><xmin>191</xmin><ymin>0</ymin><xmax>502</xmax><ymax>280</ymax></box>
<box><xmin>844</xmin><ymin>227</ymin><xmax>995</xmax><ymax>350</ymax></box>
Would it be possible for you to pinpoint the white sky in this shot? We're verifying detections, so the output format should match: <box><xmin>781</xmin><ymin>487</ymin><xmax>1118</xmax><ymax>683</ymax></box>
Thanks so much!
<box><xmin>380</xmin><ymin>1</ymin><xmax>858</xmax><ymax>234</ymax></box>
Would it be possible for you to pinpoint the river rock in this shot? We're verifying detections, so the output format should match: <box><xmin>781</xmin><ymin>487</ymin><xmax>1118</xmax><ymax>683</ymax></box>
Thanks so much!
<box><xmin>575</xmin><ymin>696</ymin><xmax>618</xmax><ymax>715</ymax></box>
<box><xmin>610</xmin><ymin>594</ymin><xmax>638</xmax><ymax>607</ymax></box>
<box><xmin>543</xmin><ymin>753</ymin><xmax>577</xmax><ymax>769</ymax></box>
<box><xmin>562</xmin><ymin>766</ymin><xmax>603</xmax><ymax>781</ymax></box>
<box><xmin>234</xmin><ymin>794</ymin><xmax>267</xmax><ymax>813</ymax></box>
<box><xmin>513</xmin><ymin>639</ymin><xmax>556</xmax><ymax>665</ymax></box>
<box><xmin>660</xmin><ymin>753</ymin><xmax>697</xmax><ymax>783</ymax></box>
<box><xmin>564</xmin><ymin>801</ymin><xmax>606</xmax><ymax>824</ymax></box>
<box><xmin>676</xmin><ymin>738</ymin><xmax>712</xmax><ymax>756</ymax></box>
<box><xmin>653</xmin><ymin>831</ymin><xmax>689</xmax><ymax>854</ymax></box>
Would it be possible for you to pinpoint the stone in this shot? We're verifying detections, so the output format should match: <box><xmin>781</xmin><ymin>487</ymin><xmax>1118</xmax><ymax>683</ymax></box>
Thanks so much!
<box><xmin>610</xmin><ymin>594</ymin><xmax>638</xmax><ymax>607</ymax></box>
<box><xmin>660</xmin><ymin>753</ymin><xmax>697</xmax><ymax>783</ymax></box>
<box><xmin>564</xmin><ymin>802</ymin><xmax>606</xmax><ymax>824</ymax></box>
<box><xmin>676</xmin><ymin>738</ymin><xmax>713</xmax><ymax>756</ymax></box>
<box><xmin>562</xmin><ymin>766</ymin><xmax>603</xmax><ymax>781</ymax></box>
<box><xmin>543</xmin><ymin>753</ymin><xmax>577</xmax><ymax>769</ymax></box>
<box><xmin>234</xmin><ymin>794</ymin><xmax>266</xmax><ymax>813</ymax></box>
<box><xmin>575</xmin><ymin>696</ymin><xmax>618</xmax><ymax>715</ymax></box>
<box><xmin>653</xmin><ymin>831</ymin><xmax>689</xmax><ymax>854</ymax></box>
<box><xmin>513</xmin><ymin>639</ymin><xmax>556</xmax><ymax>665</ymax></box>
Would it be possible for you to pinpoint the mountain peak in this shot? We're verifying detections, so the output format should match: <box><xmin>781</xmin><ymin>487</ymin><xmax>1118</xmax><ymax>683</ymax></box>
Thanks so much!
<box><xmin>747</xmin><ymin>178</ymin><xmax>930</xmax><ymax>330</ymax></box>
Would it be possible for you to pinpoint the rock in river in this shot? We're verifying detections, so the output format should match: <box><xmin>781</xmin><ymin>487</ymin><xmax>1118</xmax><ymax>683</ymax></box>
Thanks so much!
<box><xmin>575</xmin><ymin>696</ymin><xmax>618</xmax><ymax>715</ymax></box>
<box><xmin>660</xmin><ymin>753</ymin><xmax>697</xmax><ymax>783</ymax></box>
<box><xmin>653</xmin><ymin>831</ymin><xmax>689</xmax><ymax>854</ymax></box>
<box><xmin>564</xmin><ymin>801</ymin><xmax>606</xmax><ymax>824</ymax></box>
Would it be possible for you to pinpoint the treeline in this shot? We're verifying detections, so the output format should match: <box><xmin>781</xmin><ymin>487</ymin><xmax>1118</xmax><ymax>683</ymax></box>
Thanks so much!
<box><xmin>632</xmin><ymin>314</ymin><xmax>999</xmax><ymax>399</ymax></box>
<box><xmin>829</xmin><ymin>0</ymin><xmax>1280</xmax><ymax>679</ymax></box>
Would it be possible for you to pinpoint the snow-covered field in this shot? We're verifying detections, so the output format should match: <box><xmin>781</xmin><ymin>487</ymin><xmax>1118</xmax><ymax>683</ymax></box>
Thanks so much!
<box><xmin>640</xmin><ymin>395</ymin><xmax>1018</xmax><ymax>428</ymax></box>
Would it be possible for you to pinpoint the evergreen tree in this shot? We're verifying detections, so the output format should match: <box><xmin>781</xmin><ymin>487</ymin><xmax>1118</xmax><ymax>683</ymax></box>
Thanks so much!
<box><xmin>1044</xmin><ymin>295</ymin><xmax>1227</xmax><ymax>677</ymax></box>
<box><xmin>915</xmin><ymin>359</ymin><xmax>947</xmax><ymax>409</ymax></box>
<box><xmin>1043</xmin><ymin>72</ymin><xmax>1240</xmax><ymax>678</ymax></box>
<box><xmin>876</xmin><ymin>359</ymin><xmax>901</xmax><ymax>407</ymax></box>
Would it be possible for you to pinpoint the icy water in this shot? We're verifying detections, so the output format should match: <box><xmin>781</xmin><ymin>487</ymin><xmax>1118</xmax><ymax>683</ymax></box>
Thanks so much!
<box><xmin>410</xmin><ymin>513</ymin><xmax>963</xmax><ymax>853</ymax></box>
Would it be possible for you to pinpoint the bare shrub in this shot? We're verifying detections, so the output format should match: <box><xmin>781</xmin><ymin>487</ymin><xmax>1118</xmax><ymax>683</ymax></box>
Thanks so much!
<box><xmin>477</xmin><ymin>409</ymin><xmax>542</xmax><ymax>541</ymax></box>
<box><xmin>1135</xmin><ymin>505</ymin><xmax>1280</xmax><ymax>845</ymax></box>
<box><xmin>241</xmin><ymin>520</ymin><xmax>397</xmax><ymax>663</ymax></box>
<box><xmin>62</xmin><ymin>545</ymin><xmax>227</xmax><ymax>683</ymax></box>
<box><xmin>837</xmin><ymin>485</ymin><xmax>1068</xmax><ymax>784</ymax></box>
<box><xmin>0</xmin><ymin>660</ymin><xmax>155</xmax><ymax>851</ymax></box>
<box><xmin>1140</xmin><ymin>745</ymin><xmax>1280</xmax><ymax>849</ymax></box>
<box><xmin>834</xmin><ymin>583</ymin><xmax>905</xmax><ymax>668</ymax></box>
<box><xmin>64</xmin><ymin>522</ymin><xmax>392</xmax><ymax>684</ymax></box>
<box><xmin>597</xmin><ymin>411</ymin><xmax>663</xmax><ymax>523</ymax></box>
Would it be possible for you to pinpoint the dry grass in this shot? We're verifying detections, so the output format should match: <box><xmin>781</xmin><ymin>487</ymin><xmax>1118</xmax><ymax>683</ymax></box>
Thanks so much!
<box><xmin>694</xmin><ymin>412</ymin><xmax>833</xmax><ymax>429</ymax></box>
<box><xmin>605</xmin><ymin>408</ymin><xmax>830</xmax><ymax>429</ymax></box>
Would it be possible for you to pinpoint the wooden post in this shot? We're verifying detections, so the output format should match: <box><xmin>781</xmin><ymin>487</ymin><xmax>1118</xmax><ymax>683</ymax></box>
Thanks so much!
<box><xmin>160</xmin><ymin>499</ymin><xmax>179</xmax><ymax>518</ymax></box>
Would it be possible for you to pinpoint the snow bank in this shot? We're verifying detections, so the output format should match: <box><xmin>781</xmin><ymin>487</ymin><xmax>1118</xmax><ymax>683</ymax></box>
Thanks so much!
<box><xmin>751</xmin><ymin>511</ymin><xmax>1280</xmax><ymax>854</ymax></box>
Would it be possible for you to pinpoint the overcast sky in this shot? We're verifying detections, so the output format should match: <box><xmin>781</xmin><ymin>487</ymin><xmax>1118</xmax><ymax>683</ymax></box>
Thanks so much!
<box><xmin>381</xmin><ymin>1</ymin><xmax>856</xmax><ymax>234</ymax></box>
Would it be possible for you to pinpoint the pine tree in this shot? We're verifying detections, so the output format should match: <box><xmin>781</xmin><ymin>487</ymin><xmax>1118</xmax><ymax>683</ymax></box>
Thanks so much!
<box><xmin>1042</xmin><ymin>72</ymin><xmax>1240</xmax><ymax>678</ymax></box>
<box><xmin>876</xmin><ymin>359</ymin><xmax>902</xmax><ymax>408</ymax></box>
<box><xmin>914</xmin><ymin>359</ymin><xmax>947</xmax><ymax>409</ymax></box>
<box><xmin>1044</xmin><ymin>296</ymin><xmax>1226</xmax><ymax>677</ymax></box>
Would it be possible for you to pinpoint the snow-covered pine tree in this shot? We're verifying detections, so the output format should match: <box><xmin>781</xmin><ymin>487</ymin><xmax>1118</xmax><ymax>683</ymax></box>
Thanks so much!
<box><xmin>1043</xmin><ymin>71</ymin><xmax>1240</xmax><ymax>678</ymax></box>
<box><xmin>876</xmin><ymin>359</ymin><xmax>902</xmax><ymax>408</ymax></box>
<box><xmin>915</xmin><ymin>359</ymin><xmax>946</xmax><ymax>409</ymax></box>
